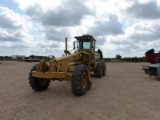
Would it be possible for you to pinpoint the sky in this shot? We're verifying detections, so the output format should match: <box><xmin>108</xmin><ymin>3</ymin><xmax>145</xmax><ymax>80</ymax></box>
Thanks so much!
<box><xmin>0</xmin><ymin>0</ymin><xmax>160</xmax><ymax>58</ymax></box>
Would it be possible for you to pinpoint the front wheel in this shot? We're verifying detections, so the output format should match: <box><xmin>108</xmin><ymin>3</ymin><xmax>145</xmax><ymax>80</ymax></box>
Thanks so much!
<box><xmin>71</xmin><ymin>65</ymin><xmax>90</xmax><ymax>96</ymax></box>
<box><xmin>29</xmin><ymin>64</ymin><xmax>50</xmax><ymax>91</ymax></box>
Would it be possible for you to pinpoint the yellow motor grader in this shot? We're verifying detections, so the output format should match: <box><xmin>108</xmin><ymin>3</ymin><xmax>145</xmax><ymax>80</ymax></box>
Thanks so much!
<box><xmin>29</xmin><ymin>35</ymin><xmax>106</xmax><ymax>96</ymax></box>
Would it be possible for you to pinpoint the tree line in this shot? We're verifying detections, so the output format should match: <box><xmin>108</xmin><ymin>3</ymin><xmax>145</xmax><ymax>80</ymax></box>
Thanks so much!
<box><xmin>0</xmin><ymin>55</ymin><xmax>54</xmax><ymax>61</ymax></box>
<box><xmin>103</xmin><ymin>54</ymin><xmax>145</xmax><ymax>62</ymax></box>
<box><xmin>0</xmin><ymin>54</ymin><xmax>145</xmax><ymax>62</ymax></box>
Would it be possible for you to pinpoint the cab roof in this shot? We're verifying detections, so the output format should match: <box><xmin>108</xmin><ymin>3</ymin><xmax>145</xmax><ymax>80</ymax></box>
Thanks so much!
<box><xmin>74</xmin><ymin>35</ymin><xmax>96</xmax><ymax>41</ymax></box>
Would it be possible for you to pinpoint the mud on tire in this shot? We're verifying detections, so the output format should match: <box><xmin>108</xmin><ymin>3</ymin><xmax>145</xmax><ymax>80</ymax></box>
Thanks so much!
<box><xmin>29</xmin><ymin>64</ymin><xmax>50</xmax><ymax>91</ymax></box>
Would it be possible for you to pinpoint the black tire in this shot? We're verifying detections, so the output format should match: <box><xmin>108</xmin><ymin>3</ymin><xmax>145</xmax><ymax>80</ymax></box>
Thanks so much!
<box><xmin>102</xmin><ymin>62</ymin><xmax>106</xmax><ymax>76</ymax></box>
<box><xmin>95</xmin><ymin>62</ymin><xmax>103</xmax><ymax>78</ymax></box>
<box><xmin>72</xmin><ymin>65</ymin><xmax>89</xmax><ymax>96</ymax></box>
<box><xmin>29</xmin><ymin>64</ymin><xmax>50</xmax><ymax>91</ymax></box>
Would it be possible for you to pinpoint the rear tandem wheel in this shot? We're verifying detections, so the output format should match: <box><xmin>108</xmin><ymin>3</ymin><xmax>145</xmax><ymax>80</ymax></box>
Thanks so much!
<box><xmin>95</xmin><ymin>61</ymin><xmax>106</xmax><ymax>77</ymax></box>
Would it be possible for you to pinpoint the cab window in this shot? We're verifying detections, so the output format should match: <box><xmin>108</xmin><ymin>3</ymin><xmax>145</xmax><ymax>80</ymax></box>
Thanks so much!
<box><xmin>78</xmin><ymin>40</ymin><xmax>90</xmax><ymax>50</ymax></box>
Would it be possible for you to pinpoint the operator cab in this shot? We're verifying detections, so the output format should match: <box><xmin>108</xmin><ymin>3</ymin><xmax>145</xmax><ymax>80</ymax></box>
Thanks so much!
<box><xmin>74</xmin><ymin>35</ymin><xmax>96</xmax><ymax>64</ymax></box>
<box><xmin>74</xmin><ymin>35</ymin><xmax>95</xmax><ymax>52</ymax></box>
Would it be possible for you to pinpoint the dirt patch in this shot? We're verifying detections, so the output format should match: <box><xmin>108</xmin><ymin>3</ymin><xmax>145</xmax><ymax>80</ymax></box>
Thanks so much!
<box><xmin>0</xmin><ymin>61</ymin><xmax>160</xmax><ymax>120</ymax></box>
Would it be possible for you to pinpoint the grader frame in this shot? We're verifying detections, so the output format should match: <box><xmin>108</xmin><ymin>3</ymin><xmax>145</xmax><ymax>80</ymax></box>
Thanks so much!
<box><xmin>29</xmin><ymin>35</ymin><xmax>106</xmax><ymax>96</ymax></box>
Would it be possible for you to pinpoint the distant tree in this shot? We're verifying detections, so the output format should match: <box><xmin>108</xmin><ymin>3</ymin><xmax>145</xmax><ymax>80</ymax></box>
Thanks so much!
<box><xmin>29</xmin><ymin>55</ymin><xmax>35</xmax><ymax>59</ymax></box>
<box><xmin>116</xmin><ymin>54</ymin><xmax>122</xmax><ymax>60</ymax></box>
<box><xmin>4</xmin><ymin>56</ymin><xmax>12</xmax><ymax>60</ymax></box>
<box><xmin>0</xmin><ymin>56</ymin><xmax>3</xmax><ymax>60</ymax></box>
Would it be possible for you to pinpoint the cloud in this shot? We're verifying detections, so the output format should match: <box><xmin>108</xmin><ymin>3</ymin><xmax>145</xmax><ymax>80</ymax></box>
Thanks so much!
<box><xmin>127</xmin><ymin>22</ymin><xmax>160</xmax><ymax>42</ymax></box>
<box><xmin>13</xmin><ymin>0</ymin><xmax>93</xmax><ymax>42</ymax></box>
<box><xmin>94</xmin><ymin>36</ymin><xmax>107</xmax><ymax>45</ymax></box>
<box><xmin>0</xmin><ymin>41</ymin><xmax>30</xmax><ymax>56</ymax></box>
<box><xmin>105</xmin><ymin>21</ymin><xmax>160</xmax><ymax>57</ymax></box>
<box><xmin>0</xmin><ymin>6</ymin><xmax>22</xmax><ymax>29</ymax></box>
<box><xmin>127</xmin><ymin>1</ymin><xmax>160</xmax><ymax>19</ymax></box>
<box><xmin>41</xmin><ymin>27</ymin><xmax>71</xmax><ymax>41</ymax></box>
<box><xmin>0</xmin><ymin>6</ymin><xmax>32</xmax><ymax>43</ymax></box>
<box><xmin>0</xmin><ymin>5</ymin><xmax>65</xmax><ymax>56</ymax></box>
<box><xmin>1</xmin><ymin>0</ymin><xmax>160</xmax><ymax>58</ymax></box>
<box><xmin>0</xmin><ymin>30</ymin><xmax>21</xmax><ymax>42</ymax></box>
<box><xmin>24</xmin><ymin>0</ymin><xmax>92</xmax><ymax>27</ymax></box>
<box><xmin>0</xmin><ymin>38</ymin><xmax>62</xmax><ymax>56</ymax></box>
<box><xmin>28</xmin><ymin>40</ymin><xmax>63</xmax><ymax>56</ymax></box>
<box><xmin>87</xmin><ymin>15</ymin><xmax>123</xmax><ymax>36</ymax></box>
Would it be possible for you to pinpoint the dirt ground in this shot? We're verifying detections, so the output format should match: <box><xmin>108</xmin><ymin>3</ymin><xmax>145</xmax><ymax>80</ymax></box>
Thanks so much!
<box><xmin>0</xmin><ymin>61</ymin><xmax>160</xmax><ymax>120</ymax></box>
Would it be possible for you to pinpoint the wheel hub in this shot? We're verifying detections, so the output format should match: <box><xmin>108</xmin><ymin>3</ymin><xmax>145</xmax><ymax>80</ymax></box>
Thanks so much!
<box><xmin>81</xmin><ymin>73</ymin><xmax>87</xmax><ymax>89</ymax></box>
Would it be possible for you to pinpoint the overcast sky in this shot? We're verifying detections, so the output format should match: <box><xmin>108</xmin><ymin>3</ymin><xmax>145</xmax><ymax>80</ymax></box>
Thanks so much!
<box><xmin>0</xmin><ymin>0</ymin><xmax>160</xmax><ymax>58</ymax></box>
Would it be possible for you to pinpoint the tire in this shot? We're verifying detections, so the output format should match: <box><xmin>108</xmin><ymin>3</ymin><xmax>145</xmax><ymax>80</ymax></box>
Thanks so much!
<box><xmin>29</xmin><ymin>64</ymin><xmax>50</xmax><ymax>91</ymax></box>
<box><xmin>95</xmin><ymin>62</ymin><xmax>103</xmax><ymax>78</ymax></box>
<box><xmin>102</xmin><ymin>62</ymin><xmax>106</xmax><ymax>76</ymax></box>
<box><xmin>72</xmin><ymin>65</ymin><xmax>89</xmax><ymax>96</ymax></box>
